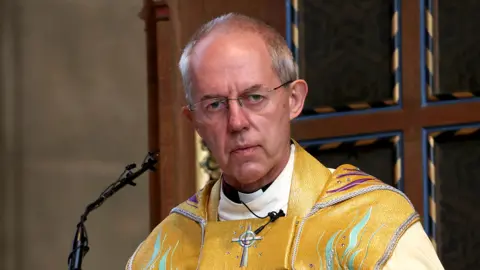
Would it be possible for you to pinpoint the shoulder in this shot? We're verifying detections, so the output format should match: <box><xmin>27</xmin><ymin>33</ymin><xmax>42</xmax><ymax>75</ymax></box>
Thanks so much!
<box><xmin>172</xmin><ymin>178</ymin><xmax>218</xmax><ymax>219</ymax></box>
<box><xmin>306</xmin><ymin>164</ymin><xmax>421</xmax><ymax>269</ymax></box>
<box><xmin>319</xmin><ymin>164</ymin><xmax>414</xmax><ymax>210</ymax></box>
<box><xmin>315</xmin><ymin>164</ymin><xmax>419</xmax><ymax>245</ymax></box>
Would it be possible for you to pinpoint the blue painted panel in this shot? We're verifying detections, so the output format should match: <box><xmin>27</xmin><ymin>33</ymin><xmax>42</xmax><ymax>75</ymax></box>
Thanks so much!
<box><xmin>286</xmin><ymin>0</ymin><xmax>403</xmax><ymax>119</ymax></box>
<box><xmin>299</xmin><ymin>131</ymin><xmax>404</xmax><ymax>191</ymax></box>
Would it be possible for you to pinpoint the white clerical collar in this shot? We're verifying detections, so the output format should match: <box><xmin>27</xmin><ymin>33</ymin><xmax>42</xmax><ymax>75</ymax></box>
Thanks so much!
<box><xmin>218</xmin><ymin>143</ymin><xmax>295</xmax><ymax>221</ymax></box>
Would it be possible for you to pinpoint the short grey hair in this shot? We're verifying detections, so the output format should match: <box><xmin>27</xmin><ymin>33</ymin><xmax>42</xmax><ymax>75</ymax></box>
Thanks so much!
<box><xmin>178</xmin><ymin>13</ymin><xmax>298</xmax><ymax>104</ymax></box>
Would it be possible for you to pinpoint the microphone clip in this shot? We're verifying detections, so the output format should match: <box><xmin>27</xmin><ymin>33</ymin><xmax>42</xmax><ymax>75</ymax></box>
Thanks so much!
<box><xmin>267</xmin><ymin>209</ymin><xmax>285</xmax><ymax>223</ymax></box>
<box><xmin>253</xmin><ymin>209</ymin><xmax>285</xmax><ymax>235</ymax></box>
<box><xmin>239</xmin><ymin>200</ymin><xmax>286</xmax><ymax>235</ymax></box>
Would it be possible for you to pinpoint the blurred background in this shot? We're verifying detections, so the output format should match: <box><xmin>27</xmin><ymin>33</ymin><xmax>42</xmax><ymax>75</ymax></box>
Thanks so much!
<box><xmin>1</xmin><ymin>1</ymin><xmax>149</xmax><ymax>269</ymax></box>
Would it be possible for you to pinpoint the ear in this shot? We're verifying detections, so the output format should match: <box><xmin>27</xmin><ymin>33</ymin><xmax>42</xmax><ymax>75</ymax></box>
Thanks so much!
<box><xmin>182</xmin><ymin>106</ymin><xmax>194</xmax><ymax>122</ymax></box>
<box><xmin>288</xmin><ymin>79</ymin><xmax>308</xmax><ymax>120</ymax></box>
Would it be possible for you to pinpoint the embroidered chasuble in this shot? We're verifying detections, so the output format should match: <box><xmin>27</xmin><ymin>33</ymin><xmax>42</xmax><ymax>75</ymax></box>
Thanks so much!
<box><xmin>126</xmin><ymin>141</ymin><xmax>440</xmax><ymax>269</ymax></box>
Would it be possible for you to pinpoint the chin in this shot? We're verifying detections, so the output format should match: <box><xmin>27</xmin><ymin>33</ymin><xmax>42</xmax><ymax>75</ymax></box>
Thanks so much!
<box><xmin>231</xmin><ymin>162</ymin><xmax>267</xmax><ymax>185</ymax></box>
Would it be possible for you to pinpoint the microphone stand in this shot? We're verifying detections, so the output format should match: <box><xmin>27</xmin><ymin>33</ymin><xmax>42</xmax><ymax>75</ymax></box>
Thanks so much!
<box><xmin>67</xmin><ymin>152</ymin><xmax>158</xmax><ymax>270</ymax></box>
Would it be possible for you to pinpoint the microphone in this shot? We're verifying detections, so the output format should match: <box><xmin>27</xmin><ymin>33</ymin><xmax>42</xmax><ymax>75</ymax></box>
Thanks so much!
<box><xmin>240</xmin><ymin>201</ymin><xmax>285</xmax><ymax>235</ymax></box>
<box><xmin>67</xmin><ymin>151</ymin><xmax>158</xmax><ymax>270</ymax></box>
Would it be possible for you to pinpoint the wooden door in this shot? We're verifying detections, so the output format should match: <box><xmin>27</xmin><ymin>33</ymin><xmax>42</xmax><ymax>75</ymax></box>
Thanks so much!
<box><xmin>288</xmin><ymin>0</ymin><xmax>480</xmax><ymax>268</ymax></box>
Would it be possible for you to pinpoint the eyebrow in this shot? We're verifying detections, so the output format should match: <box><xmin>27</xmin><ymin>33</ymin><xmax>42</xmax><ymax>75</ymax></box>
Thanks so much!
<box><xmin>199</xmin><ymin>94</ymin><xmax>225</xmax><ymax>101</ymax></box>
<box><xmin>198</xmin><ymin>84</ymin><xmax>264</xmax><ymax>101</ymax></box>
<box><xmin>241</xmin><ymin>84</ymin><xmax>263</xmax><ymax>94</ymax></box>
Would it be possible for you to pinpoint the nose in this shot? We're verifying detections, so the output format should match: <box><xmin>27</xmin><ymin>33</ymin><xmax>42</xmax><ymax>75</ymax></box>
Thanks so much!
<box><xmin>227</xmin><ymin>99</ymin><xmax>250</xmax><ymax>133</ymax></box>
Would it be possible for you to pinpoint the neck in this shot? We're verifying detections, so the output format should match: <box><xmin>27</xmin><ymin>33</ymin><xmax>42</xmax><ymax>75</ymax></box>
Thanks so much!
<box><xmin>223</xmin><ymin>142</ymin><xmax>292</xmax><ymax>193</ymax></box>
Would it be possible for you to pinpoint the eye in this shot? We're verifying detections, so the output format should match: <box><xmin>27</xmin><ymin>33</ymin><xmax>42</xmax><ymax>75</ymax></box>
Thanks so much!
<box><xmin>246</xmin><ymin>94</ymin><xmax>265</xmax><ymax>103</ymax></box>
<box><xmin>205</xmin><ymin>99</ymin><xmax>226</xmax><ymax>111</ymax></box>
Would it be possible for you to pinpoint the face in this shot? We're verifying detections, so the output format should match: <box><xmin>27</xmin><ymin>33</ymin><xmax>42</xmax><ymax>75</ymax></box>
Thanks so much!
<box><xmin>184</xmin><ymin>30</ymin><xmax>307</xmax><ymax>191</ymax></box>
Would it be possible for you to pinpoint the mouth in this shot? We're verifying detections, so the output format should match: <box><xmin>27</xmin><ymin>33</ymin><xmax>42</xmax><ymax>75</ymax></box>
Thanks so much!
<box><xmin>231</xmin><ymin>145</ymin><xmax>259</xmax><ymax>155</ymax></box>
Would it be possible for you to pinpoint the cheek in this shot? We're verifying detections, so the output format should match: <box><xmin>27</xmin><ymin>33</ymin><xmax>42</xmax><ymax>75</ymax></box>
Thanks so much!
<box><xmin>197</xmin><ymin>124</ymin><xmax>227</xmax><ymax>155</ymax></box>
<box><xmin>270</xmin><ymin>104</ymin><xmax>291</xmax><ymax>138</ymax></box>
<box><xmin>256</xmin><ymin>107</ymin><xmax>290</xmax><ymax>140</ymax></box>
<box><xmin>271</xmin><ymin>100</ymin><xmax>291</xmax><ymax>125</ymax></box>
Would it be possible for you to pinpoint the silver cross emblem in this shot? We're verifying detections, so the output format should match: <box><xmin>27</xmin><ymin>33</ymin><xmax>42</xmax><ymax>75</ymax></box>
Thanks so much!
<box><xmin>231</xmin><ymin>224</ymin><xmax>262</xmax><ymax>267</ymax></box>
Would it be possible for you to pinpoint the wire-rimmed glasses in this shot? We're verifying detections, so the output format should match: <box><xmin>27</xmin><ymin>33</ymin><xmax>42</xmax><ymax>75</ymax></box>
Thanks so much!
<box><xmin>187</xmin><ymin>80</ymin><xmax>293</xmax><ymax>124</ymax></box>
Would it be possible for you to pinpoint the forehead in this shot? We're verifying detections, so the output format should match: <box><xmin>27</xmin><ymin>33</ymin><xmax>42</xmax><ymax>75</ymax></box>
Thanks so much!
<box><xmin>189</xmin><ymin>31</ymin><xmax>276</xmax><ymax>97</ymax></box>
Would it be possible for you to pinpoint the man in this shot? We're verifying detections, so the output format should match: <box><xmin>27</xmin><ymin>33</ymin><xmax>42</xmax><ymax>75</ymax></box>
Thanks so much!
<box><xmin>127</xmin><ymin>13</ymin><xmax>444</xmax><ymax>269</ymax></box>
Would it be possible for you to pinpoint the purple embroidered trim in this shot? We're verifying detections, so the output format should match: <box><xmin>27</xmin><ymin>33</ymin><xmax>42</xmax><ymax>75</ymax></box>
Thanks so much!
<box><xmin>336</xmin><ymin>172</ymin><xmax>371</xmax><ymax>178</ymax></box>
<box><xmin>327</xmin><ymin>178</ymin><xmax>375</xmax><ymax>193</ymax></box>
<box><xmin>188</xmin><ymin>194</ymin><xmax>198</xmax><ymax>204</ymax></box>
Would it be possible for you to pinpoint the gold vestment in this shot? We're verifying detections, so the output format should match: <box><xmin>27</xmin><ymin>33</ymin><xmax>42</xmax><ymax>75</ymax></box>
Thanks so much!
<box><xmin>127</xmin><ymin>143</ymin><xmax>418</xmax><ymax>269</ymax></box>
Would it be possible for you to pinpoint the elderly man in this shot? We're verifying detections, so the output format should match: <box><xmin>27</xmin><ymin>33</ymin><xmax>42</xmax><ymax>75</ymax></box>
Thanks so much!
<box><xmin>127</xmin><ymin>13</ymin><xmax>443</xmax><ymax>269</ymax></box>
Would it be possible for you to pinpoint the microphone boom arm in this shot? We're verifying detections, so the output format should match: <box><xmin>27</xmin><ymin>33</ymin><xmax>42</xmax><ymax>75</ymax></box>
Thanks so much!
<box><xmin>67</xmin><ymin>151</ymin><xmax>158</xmax><ymax>270</ymax></box>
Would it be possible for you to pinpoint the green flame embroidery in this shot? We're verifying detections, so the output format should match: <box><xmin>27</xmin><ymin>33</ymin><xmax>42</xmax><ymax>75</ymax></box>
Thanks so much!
<box><xmin>143</xmin><ymin>230</ymin><xmax>179</xmax><ymax>270</ymax></box>
<box><xmin>316</xmin><ymin>207</ymin><xmax>384</xmax><ymax>270</ymax></box>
